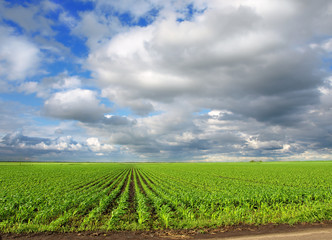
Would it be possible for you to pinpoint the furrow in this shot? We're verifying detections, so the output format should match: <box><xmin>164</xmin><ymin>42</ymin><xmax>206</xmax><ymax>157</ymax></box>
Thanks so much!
<box><xmin>45</xmin><ymin>169</ymin><xmax>130</xmax><ymax>231</ymax></box>
<box><xmin>77</xmin><ymin>169</ymin><xmax>131</xmax><ymax>230</ymax></box>
<box><xmin>136</xmin><ymin>168</ymin><xmax>174</xmax><ymax>228</ymax></box>
<box><xmin>73</xmin><ymin>173</ymin><xmax>112</xmax><ymax>191</ymax></box>
<box><xmin>139</xmin><ymin>169</ymin><xmax>198</xmax><ymax>227</ymax></box>
<box><xmin>101</xmin><ymin>169</ymin><xmax>132</xmax><ymax>230</ymax></box>
<box><xmin>17</xmin><ymin>169</ymin><xmax>127</xmax><ymax>227</ymax></box>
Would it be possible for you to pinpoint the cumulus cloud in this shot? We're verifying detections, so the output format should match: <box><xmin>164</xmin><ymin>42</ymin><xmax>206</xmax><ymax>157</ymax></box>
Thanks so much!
<box><xmin>43</xmin><ymin>88</ymin><xmax>109</xmax><ymax>122</ymax></box>
<box><xmin>0</xmin><ymin>26</ymin><xmax>41</xmax><ymax>82</ymax></box>
<box><xmin>0</xmin><ymin>0</ymin><xmax>83</xmax><ymax>74</ymax></box>
<box><xmin>0</xmin><ymin>132</ymin><xmax>83</xmax><ymax>158</ymax></box>
<box><xmin>0</xmin><ymin>1</ymin><xmax>56</xmax><ymax>37</ymax></box>
<box><xmin>18</xmin><ymin>72</ymin><xmax>83</xmax><ymax>98</ymax></box>
<box><xmin>0</xmin><ymin>132</ymin><xmax>119</xmax><ymax>160</ymax></box>
<box><xmin>87</xmin><ymin>0</ymin><xmax>328</xmax><ymax>124</ymax></box>
<box><xmin>72</xmin><ymin>11</ymin><xmax>122</xmax><ymax>50</ymax></box>
<box><xmin>86</xmin><ymin>137</ymin><xmax>115</xmax><ymax>152</ymax></box>
<box><xmin>2</xmin><ymin>0</ymin><xmax>332</xmax><ymax>161</ymax></box>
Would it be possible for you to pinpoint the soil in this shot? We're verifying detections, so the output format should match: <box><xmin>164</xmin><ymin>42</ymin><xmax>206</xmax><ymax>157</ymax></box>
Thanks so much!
<box><xmin>128</xmin><ymin>170</ymin><xmax>136</xmax><ymax>208</ymax></box>
<box><xmin>1</xmin><ymin>221</ymin><xmax>331</xmax><ymax>240</ymax></box>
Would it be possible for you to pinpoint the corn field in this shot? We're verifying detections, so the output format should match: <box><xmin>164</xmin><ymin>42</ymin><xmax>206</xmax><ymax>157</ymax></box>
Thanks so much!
<box><xmin>0</xmin><ymin>162</ymin><xmax>331</xmax><ymax>233</ymax></box>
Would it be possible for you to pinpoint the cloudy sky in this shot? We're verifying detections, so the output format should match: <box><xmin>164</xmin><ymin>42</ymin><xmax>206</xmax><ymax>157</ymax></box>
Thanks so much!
<box><xmin>1</xmin><ymin>0</ymin><xmax>332</xmax><ymax>162</ymax></box>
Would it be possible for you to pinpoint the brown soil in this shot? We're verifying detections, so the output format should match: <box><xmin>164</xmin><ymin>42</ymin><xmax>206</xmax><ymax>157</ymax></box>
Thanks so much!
<box><xmin>128</xmin><ymin>169</ymin><xmax>136</xmax><ymax>206</ymax></box>
<box><xmin>2</xmin><ymin>222</ymin><xmax>331</xmax><ymax>240</ymax></box>
<box><xmin>123</xmin><ymin>169</ymin><xmax>136</xmax><ymax>222</ymax></box>
<box><xmin>135</xmin><ymin>170</ymin><xmax>144</xmax><ymax>193</ymax></box>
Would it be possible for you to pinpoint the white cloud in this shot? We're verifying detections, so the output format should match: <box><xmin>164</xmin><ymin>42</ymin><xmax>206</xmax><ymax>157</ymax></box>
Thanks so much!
<box><xmin>246</xmin><ymin>137</ymin><xmax>283</xmax><ymax>150</ymax></box>
<box><xmin>0</xmin><ymin>26</ymin><xmax>41</xmax><ymax>81</ymax></box>
<box><xmin>43</xmin><ymin>89</ymin><xmax>109</xmax><ymax>122</ymax></box>
<box><xmin>0</xmin><ymin>132</ymin><xmax>97</xmax><ymax>161</ymax></box>
<box><xmin>0</xmin><ymin>1</ymin><xmax>56</xmax><ymax>37</ymax></box>
<box><xmin>18</xmin><ymin>72</ymin><xmax>83</xmax><ymax>98</ymax></box>
<box><xmin>95</xmin><ymin>0</ymin><xmax>154</xmax><ymax>18</ymax></box>
<box><xmin>17</xmin><ymin>82</ymin><xmax>39</xmax><ymax>95</ymax></box>
<box><xmin>51</xmin><ymin>76</ymin><xmax>82</xmax><ymax>90</ymax></box>
<box><xmin>72</xmin><ymin>11</ymin><xmax>122</xmax><ymax>50</ymax></box>
<box><xmin>86</xmin><ymin>137</ymin><xmax>115</xmax><ymax>152</ymax></box>
<box><xmin>34</xmin><ymin>136</ymin><xmax>83</xmax><ymax>151</ymax></box>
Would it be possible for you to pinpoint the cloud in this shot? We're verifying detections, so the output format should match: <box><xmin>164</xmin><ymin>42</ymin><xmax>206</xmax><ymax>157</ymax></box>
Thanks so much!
<box><xmin>0</xmin><ymin>132</ymin><xmax>83</xmax><ymax>158</ymax></box>
<box><xmin>80</xmin><ymin>108</ymin><xmax>247</xmax><ymax>159</ymax></box>
<box><xmin>0</xmin><ymin>0</ymin><xmax>59</xmax><ymax>37</ymax></box>
<box><xmin>72</xmin><ymin>11</ymin><xmax>122</xmax><ymax>50</ymax></box>
<box><xmin>2</xmin><ymin>0</ymin><xmax>332</xmax><ymax>161</ymax></box>
<box><xmin>43</xmin><ymin>88</ymin><xmax>109</xmax><ymax>122</ymax></box>
<box><xmin>49</xmin><ymin>0</ymin><xmax>332</xmax><ymax>161</ymax></box>
<box><xmin>1</xmin><ymin>131</ymin><xmax>50</xmax><ymax>147</ymax></box>
<box><xmin>0</xmin><ymin>131</ymin><xmax>121</xmax><ymax>161</ymax></box>
<box><xmin>18</xmin><ymin>71</ymin><xmax>83</xmax><ymax>99</ymax></box>
<box><xmin>86</xmin><ymin>137</ymin><xmax>115</xmax><ymax>152</ymax></box>
<box><xmin>0</xmin><ymin>0</ymin><xmax>84</xmax><ymax>71</ymax></box>
<box><xmin>87</xmin><ymin>1</ymin><xmax>327</xmax><ymax>124</ymax></box>
<box><xmin>71</xmin><ymin>0</ymin><xmax>207</xmax><ymax>50</ymax></box>
<box><xmin>0</xmin><ymin>25</ymin><xmax>41</xmax><ymax>81</ymax></box>
<box><xmin>103</xmin><ymin>115</ymin><xmax>137</xmax><ymax>126</ymax></box>
<box><xmin>94</xmin><ymin>0</ymin><xmax>156</xmax><ymax>18</ymax></box>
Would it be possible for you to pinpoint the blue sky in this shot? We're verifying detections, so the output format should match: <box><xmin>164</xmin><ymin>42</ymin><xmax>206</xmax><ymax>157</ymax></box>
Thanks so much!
<box><xmin>1</xmin><ymin>0</ymin><xmax>332</xmax><ymax>162</ymax></box>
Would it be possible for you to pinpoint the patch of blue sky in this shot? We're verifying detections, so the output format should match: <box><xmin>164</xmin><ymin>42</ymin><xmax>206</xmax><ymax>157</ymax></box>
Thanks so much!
<box><xmin>176</xmin><ymin>3</ymin><xmax>206</xmax><ymax>22</ymax></box>
<box><xmin>311</xmin><ymin>55</ymin><xmax>331</xmax><ymax>76</ymax></box>
<box><xmin>53</xmin><ymin>0</ymin><xmax>94</xmax><ymax>18</ymax></box>
<box><xmin>99</xmin><ymin>97</ymin><xmax>114</xmax><ymax>109</ymax></box>
<box><xmin>112</xmin><ymin>107</ymin><xmax>132</xmax><ymax>117</ymax></box>
<box><xmin>139</xmin><ymin>8</ymin><xmax>159</xmax><ymax>27</ymax></box>
<box><xmin>320</xmin><ymin>56</ymin><xmax>332</xmax><ymax>70</ymax></box>
<box><xmin>137</xmin><ymin>8</ymin><xmax>160</xmax><ymax>27</ymax></box>
<box><xmin>115</xmin><ymin>8</ymin><xmax>159</xmax><ymax>27</ymax></box>
<box><xmin>194</xmin><ymin>108</ymin><xmax>211</xmax><ymax>115</ymax></box>
<box><xmin>43</xmin><ymin>2</ymin><xmax>62</xmax><ymax>19</ymax></box>
<box><xmin>32</xmin><ymin>116</ymin><xmax>61</xmax><ymax>126</ymax></box>
<box><xmin>1</xmin><ymin>19</ymin><xmax>25</xmax><ymax>34</ymax></box>
<box><xmin>42</xmin><ymin>59</ymin><xmax>91</xmax><ymax>80</ymax></box>
<box><xmin>3</xmin><ymin>0</ymin><xmax>34</xmax><ymax>7</ymax></box>
<box><xmin>51</xmin><ymin>25</ymin><xmax>89</xmax><ymax>58</ymax></box>
<box><xmin>0</xmin><ymin>93</ymin><xmax>43</xmax><ymax>107</ymax></box>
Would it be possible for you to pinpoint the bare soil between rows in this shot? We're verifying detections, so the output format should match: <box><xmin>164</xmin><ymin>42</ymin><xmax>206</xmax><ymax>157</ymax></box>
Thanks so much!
<box><xmin>1</xmin><ymin>221</ymin><xmax>332</xmax><ymax>240</ymax></box>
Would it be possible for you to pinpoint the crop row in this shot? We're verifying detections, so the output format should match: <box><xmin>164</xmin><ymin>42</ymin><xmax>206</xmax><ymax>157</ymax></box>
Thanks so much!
<box><xmin>0</xmin><ymin>162</ymin><xmax>331</xmax><ymax>232</ymax></box>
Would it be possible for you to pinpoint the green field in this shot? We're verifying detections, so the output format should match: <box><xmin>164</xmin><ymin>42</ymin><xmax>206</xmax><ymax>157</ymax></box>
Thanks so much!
<box><xmin>0</xmin><ymin>162</ymin><xmax>331</xmax><ymax>233</ymax></box>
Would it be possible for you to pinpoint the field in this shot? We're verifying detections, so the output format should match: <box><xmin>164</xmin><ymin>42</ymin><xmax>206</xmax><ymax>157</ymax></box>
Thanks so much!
<box><xmin>0</xmin><ymin>162</ymin><xmax>331</xmax><ymax>233</ymax></box>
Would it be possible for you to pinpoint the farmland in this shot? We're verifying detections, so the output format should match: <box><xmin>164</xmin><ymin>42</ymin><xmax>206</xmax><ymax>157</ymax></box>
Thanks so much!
<box><xmin>0</xmin><ymin>162</ymin><xmax>331</xmax><ymax>233</ymax></box>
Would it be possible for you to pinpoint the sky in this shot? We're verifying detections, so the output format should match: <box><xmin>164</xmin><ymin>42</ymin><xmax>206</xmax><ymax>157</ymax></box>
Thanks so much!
<box><xmin>0</xmin><ymin>0</ymin><xmax>332</xmax><ymax>162</ymax></box>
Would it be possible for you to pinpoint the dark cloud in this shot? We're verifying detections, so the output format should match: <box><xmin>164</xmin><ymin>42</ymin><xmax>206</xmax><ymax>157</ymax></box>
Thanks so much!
<box><xmin>2</xmin><ymin>132</ymin><xmax>51</xmax><ymax>146</ymax></box>
<box><xmin>1</xmin><ymin>0</ymin><xmax>332</xmax><ymax>161</ymax></box>
<box><xmin>0</xmin><ymin>132</ymin><xmax>118</xmax><ymax>161</ymax></box>
<box><xmin>88</xmin><ymin>1</ymin><xmax>328</xmax><ymax>128</ymax></box>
